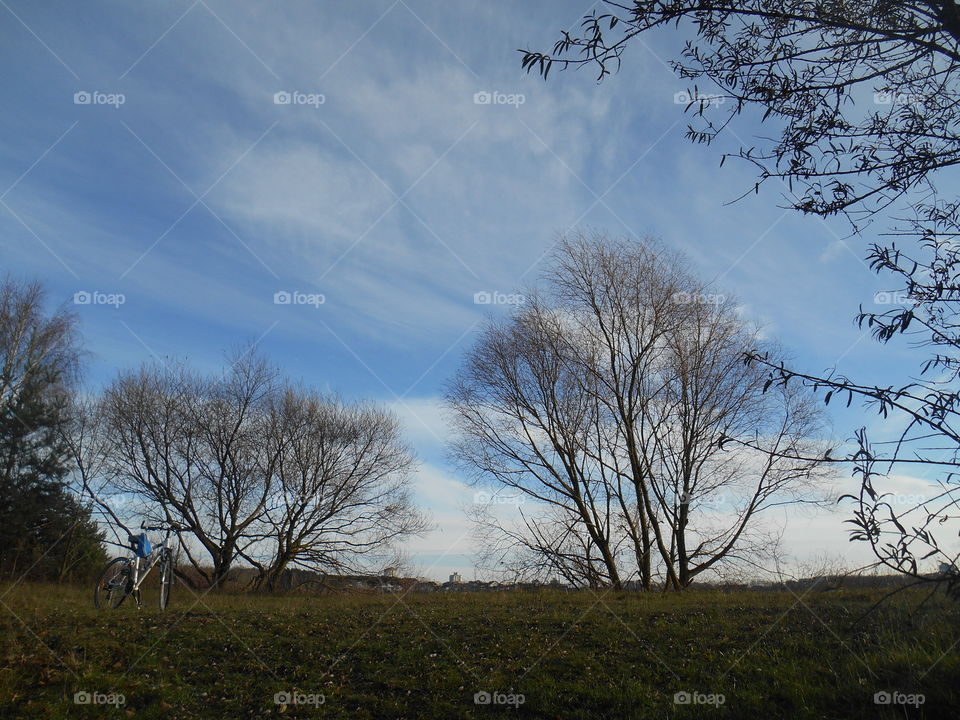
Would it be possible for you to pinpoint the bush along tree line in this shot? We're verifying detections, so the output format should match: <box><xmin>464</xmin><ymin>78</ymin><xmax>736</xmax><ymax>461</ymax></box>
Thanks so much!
<box><xmin>0</xmin><ymin>278</ymin><xmax>105</xmax><ymax>582</ymax></box>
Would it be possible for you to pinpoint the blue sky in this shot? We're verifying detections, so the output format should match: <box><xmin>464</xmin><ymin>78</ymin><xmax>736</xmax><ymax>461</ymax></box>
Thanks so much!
<box><xmin>1</xmin><ymin>0</ymin><xmax>930</xmax><ymax>581</ymax></box>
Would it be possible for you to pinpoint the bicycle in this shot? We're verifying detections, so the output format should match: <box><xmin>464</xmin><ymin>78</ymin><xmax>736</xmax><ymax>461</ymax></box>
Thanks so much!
<box><xmin>94</xmin><ymin>523</ymin><xmax>176</xmax><ymax>610</ymax></box>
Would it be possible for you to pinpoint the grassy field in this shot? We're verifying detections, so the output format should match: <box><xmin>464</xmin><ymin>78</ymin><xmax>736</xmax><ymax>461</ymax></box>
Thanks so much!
<box><xmin>0</xmin><ymin>581</ymin><xmax>957</xmax><ymax>718</ymax></box>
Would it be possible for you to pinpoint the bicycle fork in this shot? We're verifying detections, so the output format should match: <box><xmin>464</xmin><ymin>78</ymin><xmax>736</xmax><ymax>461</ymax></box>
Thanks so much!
<box><xmin>129</xmin><ymin>553</ymin><xmax>162</xmax><ymax>609</ymax></box>
<box><xmin>130</xmin><ymin>557</ymin><xmax>143</xmax><ymax>609</ymax></box>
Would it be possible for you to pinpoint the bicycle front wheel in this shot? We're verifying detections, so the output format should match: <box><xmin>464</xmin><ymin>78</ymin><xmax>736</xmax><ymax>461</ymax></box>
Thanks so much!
<box><xmin>159</xmin><ymin>553</ymin><xmax>173</xmax><ymax>610</ymax></box>
<box><xmin>94</xmin><ymin>557</ymin><xmax>132</xmax><ymax>609</ymax></box>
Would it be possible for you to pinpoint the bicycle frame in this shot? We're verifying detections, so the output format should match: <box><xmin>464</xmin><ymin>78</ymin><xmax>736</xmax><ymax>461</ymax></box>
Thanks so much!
<box><xmin>128</xmin><ymin>535</ymin><xmax>170</xmax><ymax>593</ymax></box>
<box><xmin>125</xmin><ymin>525</ymin><xmax>175</xmax><ymax>600</ymax></box>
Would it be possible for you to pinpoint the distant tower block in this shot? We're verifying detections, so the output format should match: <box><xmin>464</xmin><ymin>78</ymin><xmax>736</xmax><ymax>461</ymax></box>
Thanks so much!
<box><xmin>449</xmin><ymin>572</ymin><xmax>462</xmax><ymax>583</ymax></box>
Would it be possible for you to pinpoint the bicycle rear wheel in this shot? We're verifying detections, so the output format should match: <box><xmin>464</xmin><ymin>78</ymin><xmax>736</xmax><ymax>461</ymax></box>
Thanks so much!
<box><xmin>94</xmin><ymin>557</ymin><xmax>132</xmax><ymax>609</ymax></box>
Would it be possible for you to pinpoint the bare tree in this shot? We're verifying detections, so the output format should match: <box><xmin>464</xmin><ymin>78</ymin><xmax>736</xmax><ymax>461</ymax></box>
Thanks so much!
<box><xmin>97</xmin><ymin>350</ymin><xmax>277</xmax><ymax>587</ymax></box>
<box><xmin>85</xmin><ymin>347</ymin><xmax>426</xmax><ymax>591</ymax></box>
<box><xmin>541</xmin><ymin>236</ymin><xmax>696</xmax><ymax>589</ymax></box>
<box><xmin>250</xmin><ymin>388</ymin><xmax>425</xmax><ymax>591</ymax></box>
<box><xmin>448</xmin><ymin>297</ymin><xmax>627</xmax><ymax>587</ymax></box>
<box><xmin>448</xmin><ymin>233</ymin><xmax>827</xmax><ymax>589</ymax></box>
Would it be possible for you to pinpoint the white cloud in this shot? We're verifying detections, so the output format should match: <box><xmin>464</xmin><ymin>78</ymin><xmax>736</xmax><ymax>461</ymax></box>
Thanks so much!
<box><xmin>392</xmin><ymin>396</ymin><xmax>452</xmax><ymax>450</ymax></box>
<box><xmin>405</xmin><ymin>463</ymin><xmax>477</xmax><ymax>580</ymax></box>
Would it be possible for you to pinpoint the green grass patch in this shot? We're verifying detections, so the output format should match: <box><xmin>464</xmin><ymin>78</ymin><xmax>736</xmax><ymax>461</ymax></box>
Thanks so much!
<box><xmin>1</xmin><ymin>583</ymin><xmax>956</xmax><ymax>718</ymax></box>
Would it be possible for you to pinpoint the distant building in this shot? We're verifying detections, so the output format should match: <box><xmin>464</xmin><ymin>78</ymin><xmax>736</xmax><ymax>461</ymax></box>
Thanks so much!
<box><xmin>383</xmin><ymin>567</ymin><xmax>397</xmax><ymax>577</ymax></box>
<box><xmin>449</xmin><ymin>572</ymin><xmax>462</xmax><ymax>583</ymax></box>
